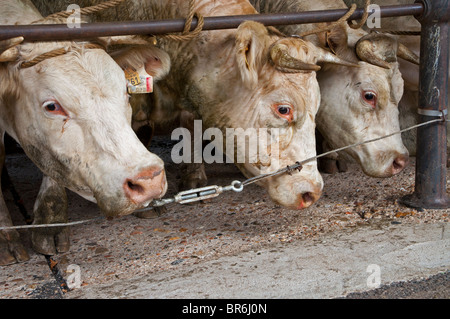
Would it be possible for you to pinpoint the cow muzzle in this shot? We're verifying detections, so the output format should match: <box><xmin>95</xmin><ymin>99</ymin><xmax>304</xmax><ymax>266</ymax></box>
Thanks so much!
<box><xmin>123</xmin><ymin>166</ymin><xmax>167</xmax><ymax>206</ymax></box>
<box><xmin>296</xmin><ymin>189</ymin><xmax>322</xmax><ymax>210</ymax></box>
<box><xmin>267</xmin><ymin>173</ymin><xmax>323</xmax><ymax>210</ymax></box>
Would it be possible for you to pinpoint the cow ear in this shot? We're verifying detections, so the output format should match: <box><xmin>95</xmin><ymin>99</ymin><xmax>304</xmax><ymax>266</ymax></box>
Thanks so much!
<box><xmin>235</xmin><ymin>21</ymin><xmax>270</xmax><ymax>89</ymax></box>
<box><xmin>324</xmin><ymin>24</ymin><xmax>349</xmax><ymax>57</ymax></box>
<box><xmin>110</xmin><ymin>45</ymin><xmax>171</xmax><ymax>81</ymax></box>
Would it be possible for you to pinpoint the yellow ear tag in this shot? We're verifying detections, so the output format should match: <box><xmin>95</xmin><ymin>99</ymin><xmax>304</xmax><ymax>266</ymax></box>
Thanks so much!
<box><xmin>125</xmin><ymin>66</ymin><xmax>153</xmax><ymax>94</ymax></box>
<box><xmin>124</xmin><ymin>67</ymin><xmax>141</xmax><ymax>86</ymax></box>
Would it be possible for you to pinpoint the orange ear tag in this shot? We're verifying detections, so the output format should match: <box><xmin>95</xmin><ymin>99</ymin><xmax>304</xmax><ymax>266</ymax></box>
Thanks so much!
<box><xmin>125</xmin><ymin>66</ymin><xmax>153</xmax><ymax>94</ymax></box>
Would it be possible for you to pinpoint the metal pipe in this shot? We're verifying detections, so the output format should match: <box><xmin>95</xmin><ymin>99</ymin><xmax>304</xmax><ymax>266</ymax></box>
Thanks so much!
<box><xmin>401</xmin><ymin>0</ymin><xmax>450</xmax><ymax>209</ymax></box>
<box><xmin>0</xmin><ymin>4</ymin><xmax>424</xmax><ymax>42</ymax></box>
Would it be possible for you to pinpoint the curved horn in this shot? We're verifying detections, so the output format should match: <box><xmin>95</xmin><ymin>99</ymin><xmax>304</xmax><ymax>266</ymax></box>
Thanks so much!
<box><xmin>270</xmin><ymin>43</ymin><xmax>321</xmax><ymax>72</ymax></box>
<box><xmin>0</xmin><ymin>36</ymin><xmax>23</xmax><ymax>62</ymax></box>
<box><xmin>355</xmin><ymin>33</ymin><xmax>394</xmax><ymax>69</ymax></box>
<box><xmin>356</xmin><ymin>33</ymin><xmax>419</xmax><ymax>68</ymax></box>
<box><xmin>315</xmin><ymin>47</ymin><xmax>359</xmax><ymax>68</ymax></box>
<box><xmin>397</xmin><ymin>43</ymin><xmax>420</xmax><ymax>65</ymax></box>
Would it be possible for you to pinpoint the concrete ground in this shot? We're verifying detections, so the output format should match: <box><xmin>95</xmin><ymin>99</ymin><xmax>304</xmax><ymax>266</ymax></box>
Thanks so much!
<box><xmin>65</xmin><ymin>220</ymin><xmax>449</xmax><ymax>299</ymax></box>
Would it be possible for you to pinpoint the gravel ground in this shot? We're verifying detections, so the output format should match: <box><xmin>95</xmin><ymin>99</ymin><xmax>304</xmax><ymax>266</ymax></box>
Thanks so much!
<box><xmin>0</xmin><ymin>136</ymin><xmax>449</xmax><ymax>299</ymax></box>
<box><xmin>344</xmin><ymin>270</ymin><xmax>450</xmax><ymax>299</ymax></box>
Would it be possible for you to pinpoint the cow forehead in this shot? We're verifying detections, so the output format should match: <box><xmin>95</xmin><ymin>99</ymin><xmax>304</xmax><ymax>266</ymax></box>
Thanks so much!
<box><xmin>354</xmin><ymin>62</ymin><xmax>403</xmax><ymax>94</ymax></box>
<box><xmin>259</xmin><ymin>68</ymin><xmax>319</xmax><ymax>107</ymax></box>
<box><xmin>26</xmin><ymin>50</ymin><xmax>127</xmax><ymax>106</ymax></box>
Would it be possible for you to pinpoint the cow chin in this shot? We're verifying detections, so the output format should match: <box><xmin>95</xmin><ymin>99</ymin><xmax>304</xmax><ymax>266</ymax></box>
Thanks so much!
<box><xmin>94</xmin><ymin>194</ymin><xmax>151</xmax><ymax>218</ymax></box>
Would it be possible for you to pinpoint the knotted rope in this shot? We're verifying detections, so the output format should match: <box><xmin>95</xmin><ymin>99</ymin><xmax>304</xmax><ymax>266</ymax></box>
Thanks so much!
<box><xmin>156</xmin><ymin>0</ymin><xmax>205</xmax><ymax>42</ymax></box>
<box><xmin>298</xmin><ymin>0</ymin><xmax>371</xmax><ymax>37</ymax></box>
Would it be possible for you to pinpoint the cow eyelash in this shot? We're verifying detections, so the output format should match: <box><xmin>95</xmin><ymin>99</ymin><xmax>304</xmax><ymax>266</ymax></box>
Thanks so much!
<box><xmin>42</xmin><ymin>100</ymin><xmax>68</xmax><ymax>117</ymax></box>
<box><xmin>272</xmin><ymin>103</ymin><xmax>294</xmax><ymax>122</ymax></box>
<box><xmin>362</xmin><ymin>90</ymin><xmax>377</xmax><ymax>109</ymax></box>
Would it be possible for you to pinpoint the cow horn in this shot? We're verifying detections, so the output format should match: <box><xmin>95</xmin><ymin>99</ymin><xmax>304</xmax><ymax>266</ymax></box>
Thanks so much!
<box><xmin>315</xmin><ymin>47</ymin><xmax>360</xmax><ymax>68</ymax></box>
<box><xmin>355</xmin><ymin>33</ymin><xmax>393</xmax><ymax>69</ymax></box>
<box><xmin>355</xmin><ymin>33</ymin><xmax>420</xmax><ymax>68</ymax></box>
<box><xmin>0</xmin><ymin>36</ymin><xmax>23</xmax><ymax>62</ymax></box>
<box><xmin>270</xmin><ymin>43</ymin><xmax>321</xmax><ymax>72</ymax></box>
<box><xmin>397</xmin><ymin>43</ymin><xmax>420</xmax><ymax>65</ymax></box>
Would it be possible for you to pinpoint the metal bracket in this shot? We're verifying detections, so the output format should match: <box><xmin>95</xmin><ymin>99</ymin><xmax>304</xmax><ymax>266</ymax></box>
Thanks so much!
<box><xmin>417</xmin><ymin>108</ymin><xmax>448</xmax><ymax>118</ymax></box>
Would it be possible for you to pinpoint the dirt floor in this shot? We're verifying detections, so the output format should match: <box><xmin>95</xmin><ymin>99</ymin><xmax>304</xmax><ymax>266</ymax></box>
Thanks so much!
<box><xmin>0</xmin><ymin>136</ymin><xmax>449</xmax><ymax>299</ymax></box>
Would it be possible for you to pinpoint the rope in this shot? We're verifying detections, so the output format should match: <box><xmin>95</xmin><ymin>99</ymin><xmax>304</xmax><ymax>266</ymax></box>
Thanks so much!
<box><xmin>298</xmin><ymin>0</ymin><xmax>370</xmax><ymax>37</ymax></box>
<box><xmin>45</xmin><ymin>0</ymin><xmax>127</xmax><ymax>20</ymax></box>
<box><xmin>20</xmin><ymin>43</ymin><xmax>104</xmax><ymax>69</ymax></box>
<box><xmin>348</xmin><ymin>0</ymin><xmax>371</xmax><ymax>30</ymax></box>
<box><xmin>157</xmin><ymin>0</ymin><xmax>205</xmax><ymax>42</ymax></box>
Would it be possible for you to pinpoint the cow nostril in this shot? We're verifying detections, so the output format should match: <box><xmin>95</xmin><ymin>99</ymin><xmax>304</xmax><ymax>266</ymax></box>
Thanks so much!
<box><xmin>126</xmin><ymin>180</ymin><xmax>144</xmax><ymax>194</ymax></box>
<box><xmin>302</xmin><ymin>192</ymin><xmax>315</xmax><ymax>206</ymax></box>
<box><xmin>392</xmin><ymin>155</ymin><xmax>408</xmax><ymax>174</ymax></box>
<box><xmin>297</xmin><ymin>191</ymin><xmax>319</xmax><ymax>209</ymax></box>
<box><xmin>123</xmin><ymin>167</ymin><xmax>166</xmax><ymax>205</ymax></box>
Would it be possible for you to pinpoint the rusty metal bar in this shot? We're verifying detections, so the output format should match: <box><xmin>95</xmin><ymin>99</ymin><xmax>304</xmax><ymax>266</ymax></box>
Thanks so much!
<box><xmin>401</xmin><ymin>0</ymin><xmax>450</xmax><ymax>209</ymax></box>
<box><xmin>0</xmin><ymin>4</ymin><xmax>423</xmax><ymax>42</ymax></box>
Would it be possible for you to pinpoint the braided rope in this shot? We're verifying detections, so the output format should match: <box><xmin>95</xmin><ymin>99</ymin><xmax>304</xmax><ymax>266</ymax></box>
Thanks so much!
<box><xmin>348</xmin><ymin>0</ymin><xmax>371</xmax><ymax>30</ymax></box>
<box><xmin>298</xmin><ymin>0</ymin><xmax>370</xmax><ymax>37</ymax></box>
<box><xmin>157</xmin><ymin>0</ymin><xmax>205</xmax><ymax>42</ymax></box>
<box><xmin>298</xmin><ymin>4</ymin><xmax>358</xmax><ymax>37</ymax></box>
<box><xmin>46</xmin><ymin>0</ymin><xmax>127</xmax><ymax>20</ymax></box>
<box><xmin>20</xmin><ymin>43</ymin><xmax>104</xmax><ymax>69</ymax></box>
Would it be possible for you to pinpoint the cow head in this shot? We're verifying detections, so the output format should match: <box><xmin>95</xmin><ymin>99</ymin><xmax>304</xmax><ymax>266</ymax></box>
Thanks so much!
<box><xmin>189</xmin><ymin>21</ymin><xmax>356</xmax><ymax>209</ymax></box>
<box><xmin>0</xmin><ymin>36</ymin><xmax>170</xmax><ymax>217</ymax></box>
<box><xmin>313</xmin><ymin>25</ymin><xmax>417</xmax><ymax>177</ymax></box>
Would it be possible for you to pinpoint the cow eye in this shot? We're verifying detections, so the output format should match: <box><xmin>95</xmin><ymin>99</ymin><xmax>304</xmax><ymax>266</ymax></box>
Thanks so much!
<box><xmin>362</xmin><ymin>91</ymin><xmax>377</xmax><ymax>109</ymax></box>
<box><xmin>272</xmin><ymin>103</ymin><xmax>294</xmax><ymax>122</ymax></box>
<box><xmin>42</xmin><ymin>100</ymin><xmax>68</xmax><ymax>117</ymax></box>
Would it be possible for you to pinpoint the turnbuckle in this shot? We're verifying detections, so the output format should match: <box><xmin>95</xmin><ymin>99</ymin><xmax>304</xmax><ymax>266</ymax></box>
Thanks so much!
<box><xmin>134</xmin><ymin>180</ymin><xmax>244</xmax><ymax>212</ymax></box>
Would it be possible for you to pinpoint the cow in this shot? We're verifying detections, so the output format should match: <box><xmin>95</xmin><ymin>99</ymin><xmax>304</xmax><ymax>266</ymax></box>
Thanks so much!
<box><xmin>343</xmin><ymin>0</ymin><xmax>450</xmax><ymax>160</ymax></box>
<box><xmin>250</xmin><ymin>0</ymin><xmax>418</xmax><ymax>178</ymax></box>
<box><xmin>33</xmin><ymin>0</ymin><xmax>359</xmax><ymax>211</ymax></box>
<box><xmin>0</xmin><ymin>0</ymin><xmax>171</xmax><ymax>265</ymax></box>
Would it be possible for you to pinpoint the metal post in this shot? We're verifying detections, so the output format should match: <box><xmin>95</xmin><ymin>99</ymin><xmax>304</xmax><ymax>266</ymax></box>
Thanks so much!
<box><xmin>401</xmin><ymin>0</ymin><xmax>450</xmax><ymax>209</ymax></box>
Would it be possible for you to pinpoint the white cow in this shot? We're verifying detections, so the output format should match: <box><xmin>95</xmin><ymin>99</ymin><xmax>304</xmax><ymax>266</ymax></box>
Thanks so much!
<box><xmin>251</xmin><ymin>0</ymin><xmax>418</xmax><ymax>177</ymax></box>
<box><xmin>344</xmin><ymin>0</ymin><xmax>449</xmax><ymax>159</ymax></box>
<box><xmin>0</xmin><ymin>0</ymin><xmax>170</xmax><ymax>265</ymax></box>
